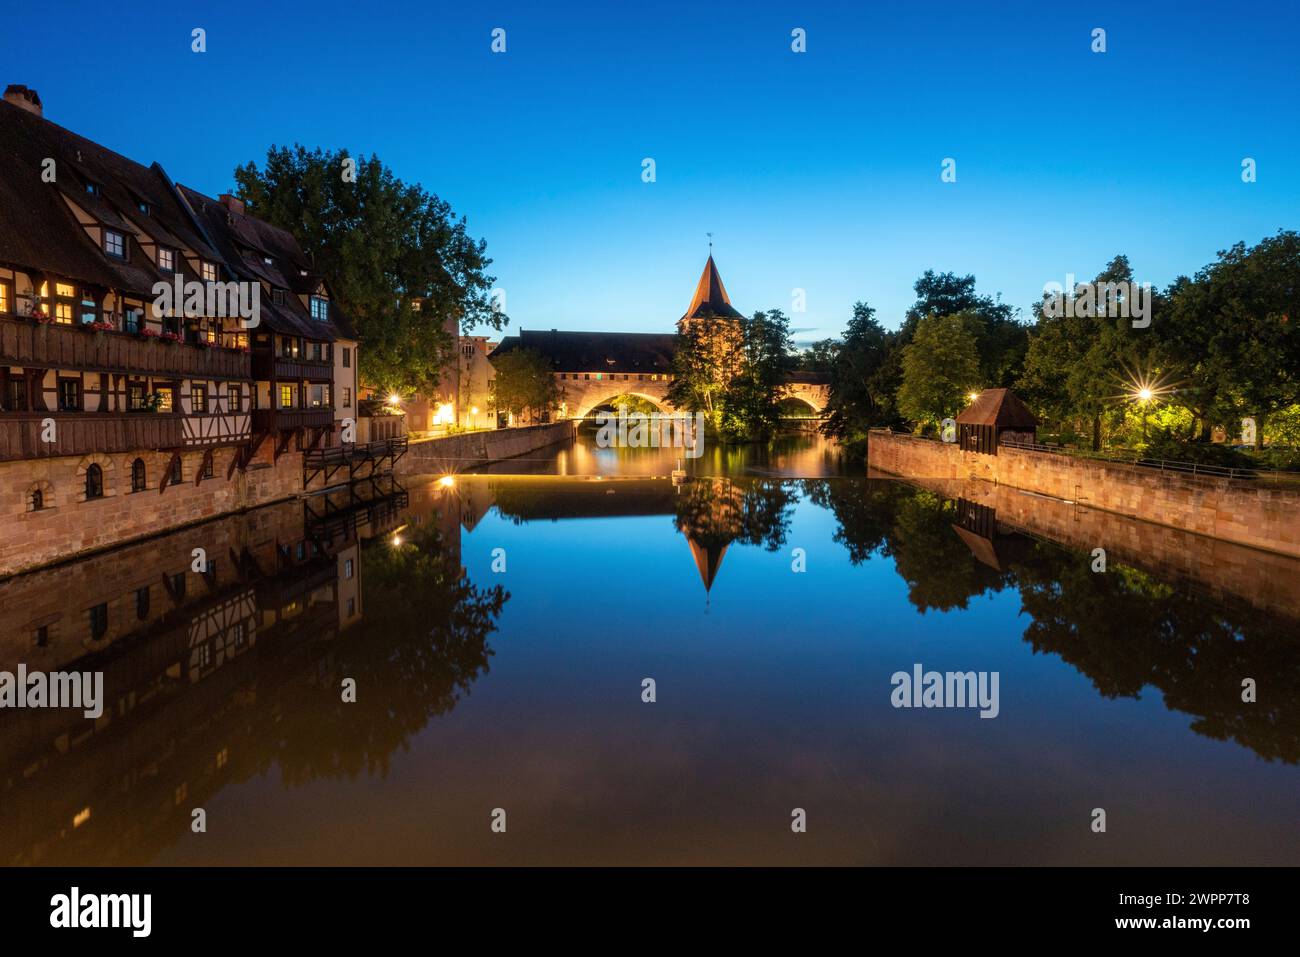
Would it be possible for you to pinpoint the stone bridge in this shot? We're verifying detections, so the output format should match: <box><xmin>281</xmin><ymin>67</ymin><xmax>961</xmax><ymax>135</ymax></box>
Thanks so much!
<box><xmin>558</xmin><ymin>373</ymin><xmax>828</xmax><ymax>419</ymax></box>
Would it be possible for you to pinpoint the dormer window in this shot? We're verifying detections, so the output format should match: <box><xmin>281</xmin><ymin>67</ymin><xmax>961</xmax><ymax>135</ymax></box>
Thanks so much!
<box><xmin>137</xmin><ymin>201</ymin><xmax>150</xmax><ymax>215</ymax></box>
<box><xmin>104</xmin><ymin>230</ymin><xmax>125</xmax><ymax>258</ymax></box>
<box><xmin>310</xmin><ymin>296</ymin><xmax>329</xmax><ymax>322</ymax></box>
<box><xmin>272</xmin><ymin>288</ymin><xmax>286</xmax><ymax>305</ymax></box>
<box><xmin>159</xmin><ymin>248</ymin><xmax>176</xmax><ymax>272</ymax></box>
<box><xmin>201</xmin><ymin>261</ymin><xmax>218</xmax><ymax>282</ymax></box>
<box><xmin>86</xmin><ymin>182</ymin><xmax>99</xmax><ymax>196</ymax></box>
<box><xmin>263</xmin><ymin>256</ymin><xmax>273</xmax><ymax>266</ymax></box>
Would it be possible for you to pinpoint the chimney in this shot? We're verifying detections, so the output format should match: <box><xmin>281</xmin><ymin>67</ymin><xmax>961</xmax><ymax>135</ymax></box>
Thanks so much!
<box><xmin>219</xmin><ymin>193</ymin><xmax>245</xmax><ymax>215</ymax></box>
<box><xmin>3</xmin><ymin>84</ymin><xmax>42</xmax><ymax>117</ymax></box>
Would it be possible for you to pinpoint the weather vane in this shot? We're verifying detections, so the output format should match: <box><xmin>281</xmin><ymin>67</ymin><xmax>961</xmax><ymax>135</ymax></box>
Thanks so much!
<box><xmin>706</xmin><ymin>232</ymin><xmax>713</xmax><ymax>253</ymax></box>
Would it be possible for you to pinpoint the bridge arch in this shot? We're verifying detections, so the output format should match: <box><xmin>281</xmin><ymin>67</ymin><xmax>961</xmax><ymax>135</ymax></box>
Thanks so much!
<box><xmin>573</xmin><ymin>390</ymin><xmax>673</xmax><ymax>419</ymax></box>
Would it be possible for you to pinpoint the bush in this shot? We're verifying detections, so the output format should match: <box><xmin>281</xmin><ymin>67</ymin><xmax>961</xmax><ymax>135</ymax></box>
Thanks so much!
<box><xmin>1247</xmin><ymin>447</ymin><xmax>1300</xmax><ymax>471</ymax></box>
<box><xmin>1140</xmin><ymin>430</ymin><xmax>1256</xmax><ymax>469</ymax></box>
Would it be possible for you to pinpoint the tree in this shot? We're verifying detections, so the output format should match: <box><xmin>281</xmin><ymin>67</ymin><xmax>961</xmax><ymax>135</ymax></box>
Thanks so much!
<box><xmin>896</xmin><ymin>312</ymin><xmax>981</xmax><ymax>430</ymax></box>
<box><xmin>1157</xmin><ymin>231</ymin><xmax>1300</xmax><ymax>441</ymax></box>
<box><xmin>1018</xmin><ymin>255</ymin><xmax>1158</xmax><ymax>450</ymax></box>
<box><xmin>668</xmin><ymin>316</ymin><xmax>734</xmax><ymax>431</ymax></box>
<box><xmin>233</xmin><ymin>145</ymin><xmax>506</xmax><ymax>394</ymax></box>
<box><xmin>796</xmin><ymin>338</ymin><xmax>840</xmax><ymax>371</ymax></box>
<box><xmin>489</xmin><ymin>348</ymin><xmax>561</xmax><ymax>424</ymax></box>
<box><xmin>822</xmin><ymin>301</ymin><xmax>895</xmax><ymax>444</ymax></box>
<box><xmin>719</xmin><ymin>309</ymin><xmax>794</xmax><ymax>442</ymax></box>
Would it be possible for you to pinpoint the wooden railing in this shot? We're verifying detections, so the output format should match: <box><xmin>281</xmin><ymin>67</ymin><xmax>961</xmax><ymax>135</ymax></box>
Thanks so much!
<box><xmin>0</xmin><ymin>412</ymin><xmax>186</xmax><ymax>461</ymax></box>
<box><xmin>252</xmin><ymin>408</ymin><xmax>334</xmax><ymax>432</ymax></box>
<box><xmin>0</xmin><ymin>317</ymin><xmax>251</xmax><ymax>379</ymax></box>
<box><xmin>251</xmin><ymin>353</ymin><xmax>334</xmax><ymax>382</ymax></box>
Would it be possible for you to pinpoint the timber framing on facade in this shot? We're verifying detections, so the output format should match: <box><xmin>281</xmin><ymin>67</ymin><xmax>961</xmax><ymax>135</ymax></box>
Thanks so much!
<box><xmin>0</xmin><ymin>84</ymin><xmax>360</xmax><ymax>532</ymax></box>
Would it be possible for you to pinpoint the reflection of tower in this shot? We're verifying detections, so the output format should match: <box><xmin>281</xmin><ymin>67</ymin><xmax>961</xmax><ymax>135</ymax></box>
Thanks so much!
<box><xmin>675</xmin><ymin>478</ymin><xmax>745</xmax><ymax>595</ymax></box>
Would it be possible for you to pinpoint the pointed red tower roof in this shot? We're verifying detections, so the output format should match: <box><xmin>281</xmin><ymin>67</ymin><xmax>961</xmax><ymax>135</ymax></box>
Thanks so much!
<box><xmin>681</xmin><ymin>255</ymin><xmax>745</xmax><ymax>322</ymax></box>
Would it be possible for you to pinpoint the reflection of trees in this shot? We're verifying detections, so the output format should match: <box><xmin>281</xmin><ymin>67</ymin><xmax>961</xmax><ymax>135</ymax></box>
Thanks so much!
<box><xmin>817</xmin><ymin>479</ymin><xmax>1300</xmax><ymax>763</ymax></box>
<box><xmin>807</xmin><ymin>481</ymin><xmax>1007</xmax><ymax>611</ymax></box>
<box><xmin>268</xmin><ymin>522</ymin><xmax>508</xmax><ymax>784</ymax></box>
<box><xmin>1016</xmin><ymin>557</ymin><xmax>1300</xmax><ymax>763</ymax></box>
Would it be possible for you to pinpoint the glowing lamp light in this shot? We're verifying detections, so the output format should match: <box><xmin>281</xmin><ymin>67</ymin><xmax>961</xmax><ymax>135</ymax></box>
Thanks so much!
<box><xmin>1137</xmin><ymin>388</ymin><xmax>1154</xmax><ymax>402</ymax></box>
<box><xmin>967</xmin><ymin>392</ymin><xmax>980</xmax><ymax>404</ymax></box>
<box><xmin>438</xmin><ymin>475</ymin><xmax>455</xmax><ymax>488</ymax></box>
<box><xmin>432</xmin><ymin>402</ymin><xmax>455</xmax><ymax>425</ymax></box>
<box><xmin>387</xmin><ymin>393</ymin><xmax>402</xmax><ymax>407</ymax></box>
<box><xmin>470</xmin><ymin>406</ymin><xmax>480</xmax><ymax>415</ymax></box>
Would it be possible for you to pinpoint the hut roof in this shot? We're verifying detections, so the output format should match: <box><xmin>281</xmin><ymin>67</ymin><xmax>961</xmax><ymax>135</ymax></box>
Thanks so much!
<box><xmin>955</xmin><ymin>388</ymin><xmax>1038</xmax><ymax>428</ymax></box>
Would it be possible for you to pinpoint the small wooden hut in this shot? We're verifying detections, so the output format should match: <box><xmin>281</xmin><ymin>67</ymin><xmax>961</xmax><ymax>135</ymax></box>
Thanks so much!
<box><xmin>955</xmin><ymin>388</ymin><xmax>1037</xmax><ymax>455</ymax></box>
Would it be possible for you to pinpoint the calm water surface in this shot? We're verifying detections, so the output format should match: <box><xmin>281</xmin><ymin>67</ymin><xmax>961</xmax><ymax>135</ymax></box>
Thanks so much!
<box><xmin>2</xmin><ymin>433</ymin><xmax>1297</xmax><ymax>865</ymax></box>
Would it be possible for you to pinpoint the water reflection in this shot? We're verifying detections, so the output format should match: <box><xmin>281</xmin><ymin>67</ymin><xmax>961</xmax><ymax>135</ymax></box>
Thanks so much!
<box><xmin>1</xmin><ymin>445</ymin><xmax>1296</xmax><ymax>865</ymax></box>
<box><xmin>0</xmin><ymin>483</ymin><xmax>505</xmax><ymax>865</ymax></box>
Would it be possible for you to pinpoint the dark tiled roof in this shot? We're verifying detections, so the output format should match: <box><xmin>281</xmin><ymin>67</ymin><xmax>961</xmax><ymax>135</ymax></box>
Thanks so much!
<box><xmin>682</xmin><ymin>255</ymin><xmax>745</xmax><ymax>321</ymax></box>
<box><xmin>179</xmin><ymin>185</ymin><xmax>346</xmax><ymax>341</ymax></box>
<box><xmin>491</xmin><ymin>329</ymin><xmax>677</xmax><ymax>374</ymax></box>
<box><xmin>0</xmin><ymin>100</ymin><xmax>222</xmax><ymax>299</ymax></box>
<box><xmin>956</xmin><ymin>388</ymin><xmax>1038</xmax><ymax>428</ymax></box>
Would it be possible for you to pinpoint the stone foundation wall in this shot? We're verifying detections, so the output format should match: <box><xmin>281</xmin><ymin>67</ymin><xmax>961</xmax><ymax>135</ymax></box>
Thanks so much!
<box><xmin>867</xmin><ymin>430</ymin><xmax>1300</xmax><ymax>558</ymax></box>
<box><xmin>0</xmin><ymin>444</ymin><xmax>304</xmax><ymax>577</ymax></box>
<box><xmin>397</xmin><ymin>421</ymin><xmax>577</xmax><ymax>475</ymax></box>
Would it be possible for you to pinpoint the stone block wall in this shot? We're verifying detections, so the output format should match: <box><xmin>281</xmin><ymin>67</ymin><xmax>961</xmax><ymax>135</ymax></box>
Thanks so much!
<box><xmin>867</xmin><ymin>430</ymin><xmax>1300</xmax><ymax>558</ymax></box>
<box><xmin>0</xmin><ymin>443</ymin><xmax>304</xmax><ymax>577</ymax></box>
<box><xmin>397</xmin><ymin>421</ymin><xmax>577</xmax><ymax>476</ymax></box>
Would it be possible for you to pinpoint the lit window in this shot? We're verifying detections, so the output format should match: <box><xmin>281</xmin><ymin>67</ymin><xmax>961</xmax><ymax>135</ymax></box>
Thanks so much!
<box><xmin>343</xmin><ymin>387</ymin><xmax>352</xmax><ymax>408</ymax></box>
<box><xmin>201</xmin><ymin>261</ymin><xmax>218</xmax><ymax>282</ymax></box>
<box><xmin>310</xmin><ymin>296</ymin><xmax>329</xmax><ymax>321</ymax></box>
<box><xmin>191</xmin><ymin>385</ymin><xmax>207</xmax><ymax>413</ymax></box>
<box><xmin>279</xmin><ymin>384</ymin><xmax>295</xmax><ymax>409</ymax></box>
<box><xmin>159</xmin><ymin>248</ymin><xmax>175</xmax><ymax>272</ymax></box>
<box><xmin>104</xmin><ymin>230</ymin><xmax>125</xmax><ymax>257</ymax></box>
<box><xmin>227</xmin><ymin>384</ymin><xmax>241</xmax><ymax>412</ymax></box>
<box><xmin>0</xmin><ymin>281</ymin><xmax>9</xmax><ymax>313</ymax></box>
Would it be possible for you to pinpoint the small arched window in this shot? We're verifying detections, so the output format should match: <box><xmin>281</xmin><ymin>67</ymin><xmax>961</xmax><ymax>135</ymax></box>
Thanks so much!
<box><xmin>29</xmin><ymin>487</ymin><xmax>44</xmax><ymax>511</ymax></box>
<box><xmin>85</xmin><ymin>463</ymin><xmax>104</xmax><ymax>500</ymax></box>
<box><xmin>131</xmin><ymin>458</ymin><xmax>147</xmax><ymax>493</ymax></box>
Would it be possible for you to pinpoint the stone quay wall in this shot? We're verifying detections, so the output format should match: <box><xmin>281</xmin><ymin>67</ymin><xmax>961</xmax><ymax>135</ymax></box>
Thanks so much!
<box><xmin>867</xmin><ymin>430</ymin><xmax>1300</xmax><ymax>559</ymax></box>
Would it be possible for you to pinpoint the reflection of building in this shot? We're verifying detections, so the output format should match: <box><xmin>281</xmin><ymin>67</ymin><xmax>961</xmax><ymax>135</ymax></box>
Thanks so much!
<box><xmin>0</xmin><ymin>496</ymin><xmax>363</xmax><ymax>863</ymax></box>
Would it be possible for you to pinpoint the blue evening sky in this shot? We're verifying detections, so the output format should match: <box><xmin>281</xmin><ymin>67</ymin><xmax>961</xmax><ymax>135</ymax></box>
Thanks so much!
<box><xmin>4</xmin><ymin>0</ymin><xmax>1297</xmax><ymax>345</ymax></box>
